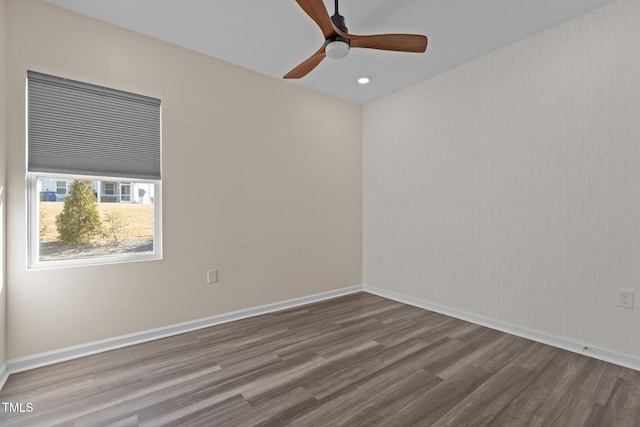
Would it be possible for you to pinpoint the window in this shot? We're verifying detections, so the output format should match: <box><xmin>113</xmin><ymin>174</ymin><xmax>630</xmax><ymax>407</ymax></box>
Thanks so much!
<box><xmin>120</xmin><ymin>183</ymin><xmax>131</xmax><ymax>202</ymax></box>
<box><xmin>102</xmin><ymin>182</ymin><xmax>117</xmax><ymax>203</ymax></box>
<box><xmin>56</xmin><ymin>180</ymin><xmax>67</xmax><ymax>195</ymax></box>
<box><xmin>103</xmin><ymin>183</ymin><xmax>115</xmax><ymax>195</ymax></box>
<box><xmin>27</xmin><ymin>71</ymin><xmax>162</xmax><ymax>268</ymax></box>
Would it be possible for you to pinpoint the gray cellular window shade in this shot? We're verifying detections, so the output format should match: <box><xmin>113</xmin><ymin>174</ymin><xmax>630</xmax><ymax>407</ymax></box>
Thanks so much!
<box><xmin>28</xmin><ymin>71</ymin><xmax>161</xmax><ymax>180</ymax></box>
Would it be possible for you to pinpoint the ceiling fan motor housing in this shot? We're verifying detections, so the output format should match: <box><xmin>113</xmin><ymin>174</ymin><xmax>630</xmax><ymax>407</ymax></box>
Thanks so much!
<box><xmin>330</xmin><ymin>13</ymin><xmax>348</xmax><ymax>33</ymax></box>
<box><xmin>325</xmin><ymin>13</ymin><xmax>350</xmax><ymax>60</ymax></box>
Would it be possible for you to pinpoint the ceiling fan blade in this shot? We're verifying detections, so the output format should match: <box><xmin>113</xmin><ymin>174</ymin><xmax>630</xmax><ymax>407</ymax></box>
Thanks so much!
<box><xmin>344</xmin><ymin>33</ymin><xmax>428</xmax><ymax>53</ymax></box>
<box><xmin>295</xmin><ymin>0</ymin><xmax>337</xmax><ymax>39</ymax></box>
<box><xmin>283</xmin><ymin>46</ymin><xmax>327</xmax><ymax>79</ymax></box>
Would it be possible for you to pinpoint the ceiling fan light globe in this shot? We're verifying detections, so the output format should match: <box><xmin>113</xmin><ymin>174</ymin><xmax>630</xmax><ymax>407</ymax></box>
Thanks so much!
<box><xmin>325</xmin><ymin>40</ymin><xmax>350</xmax><ymax>59</ymax></box>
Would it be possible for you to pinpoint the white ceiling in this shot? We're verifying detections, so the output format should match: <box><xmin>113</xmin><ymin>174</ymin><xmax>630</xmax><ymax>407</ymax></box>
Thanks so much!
<box><xmin>45</xmin><ymin>0</ymin><xmax>610</xmax><ymax>104</ymax></box>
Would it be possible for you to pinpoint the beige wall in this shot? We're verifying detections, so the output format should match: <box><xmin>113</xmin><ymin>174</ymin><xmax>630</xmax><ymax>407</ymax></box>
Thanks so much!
<box><xmin>6</xmin><ymin>0</ymin><xmax>362</xmax><ymax>359</ymax></box>
<box><xmin>364</xmin><ymin>0</ymin><xmax>640</xmax><ymax>358</ymax></box>
<box><xmin>0</xmin><ymin>0</ymin><xmax>7</xmax><ymax>367</ymax></box>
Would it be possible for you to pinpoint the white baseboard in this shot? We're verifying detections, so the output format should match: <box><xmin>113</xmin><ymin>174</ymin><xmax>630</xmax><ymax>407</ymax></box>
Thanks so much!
<box><xmin>0</xmin><ymin>363</ymin><xmax>8</xmax><ymax>390</ymax></box>
<box><xmin>6</xmin><ymin>285</ymin><xmax>364</xmax><ymax>375</ymax></box>
<box><xmin>4</xmin><ymin>282</ymin><xmax>638</xmax><ymax>386</ymax></box>
<box><xmin>364</xmin><ymin>285</ymin><xmax>640</xmax><ymax>372</ymax></box>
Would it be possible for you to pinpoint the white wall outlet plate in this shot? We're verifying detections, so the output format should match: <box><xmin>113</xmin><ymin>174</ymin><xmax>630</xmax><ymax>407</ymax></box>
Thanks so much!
<box><xmin>616</xmin><ymin>289</ymin><xmax>634</xmax><ymax>309</ymax></box>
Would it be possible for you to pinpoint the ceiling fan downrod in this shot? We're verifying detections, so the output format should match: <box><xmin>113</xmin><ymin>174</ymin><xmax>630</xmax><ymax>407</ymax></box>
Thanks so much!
<box><xmin>331</xmin><ymin>0</ymin><xmax>348</xmax><ymax>33</ymax></box>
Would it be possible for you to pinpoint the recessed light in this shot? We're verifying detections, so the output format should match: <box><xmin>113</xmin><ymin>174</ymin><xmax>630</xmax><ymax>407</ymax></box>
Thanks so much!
<box><xmin>357</xmin><ymin>76</ymin><xmax>371</xmax><ymax>85</ymax></box>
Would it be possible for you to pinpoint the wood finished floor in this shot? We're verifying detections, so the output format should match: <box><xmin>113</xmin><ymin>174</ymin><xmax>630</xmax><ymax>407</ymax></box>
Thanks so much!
<box><xmin>1</xmin><ymin>292</ymin><xmax>639</xmax><ymax>427</ymax></box>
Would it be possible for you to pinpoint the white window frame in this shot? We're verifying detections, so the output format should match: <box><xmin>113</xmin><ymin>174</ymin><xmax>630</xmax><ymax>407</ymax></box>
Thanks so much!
<box><xmin>28</xmin><ymin>172</ymin><xmax>162</xmax><ymax>269</ymax></box>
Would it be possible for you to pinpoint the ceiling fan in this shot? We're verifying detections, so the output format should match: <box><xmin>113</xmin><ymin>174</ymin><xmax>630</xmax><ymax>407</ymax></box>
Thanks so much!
<box><xmin>284</xmin><ymin>0</ymin><xmax>428</xmax><ymax>79</ymax></box>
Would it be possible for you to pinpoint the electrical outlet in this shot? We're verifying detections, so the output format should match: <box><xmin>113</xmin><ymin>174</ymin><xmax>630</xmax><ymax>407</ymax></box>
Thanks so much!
<box><xmin>616</xmin><ymin>289</ymin><xmax>634</xmax><ymax>309</ymax></box>
<box><xmin>207</xmin><ymin>269</ymin><xmax>218</xmax><ymax>284</ymax></box>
